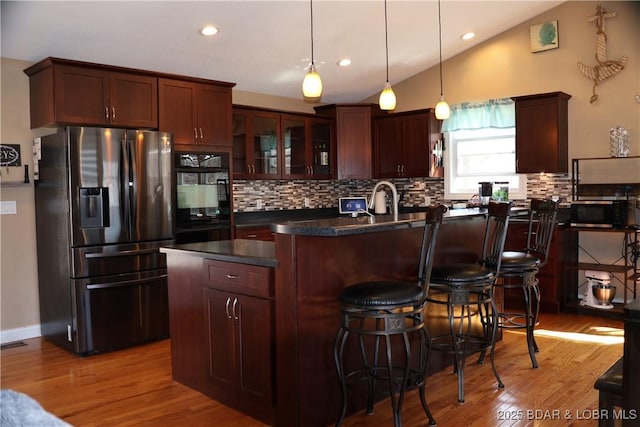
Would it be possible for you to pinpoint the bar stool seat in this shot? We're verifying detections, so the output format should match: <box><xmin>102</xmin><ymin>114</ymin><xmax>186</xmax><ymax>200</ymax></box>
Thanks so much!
<box><xmin>333</xmin><ymin>205</ymin><xmax>446</xmax><ymax>427</ymax></box>
<box><xmin>339</xmin><ymin>281</ymin><xmax>426</xmax><ymax>307</ymax></box>
<box><xmin>426</xmin><ymin>201</ymin><xmax>512</xmax><ymax>404</ymax></box>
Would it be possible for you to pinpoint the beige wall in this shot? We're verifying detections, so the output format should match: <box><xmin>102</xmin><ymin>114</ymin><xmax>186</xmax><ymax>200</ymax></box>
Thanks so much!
<box><xmin>1</xmin><ymin>1</ymin><xmax>639</xmax><ymax>339</ymax></box>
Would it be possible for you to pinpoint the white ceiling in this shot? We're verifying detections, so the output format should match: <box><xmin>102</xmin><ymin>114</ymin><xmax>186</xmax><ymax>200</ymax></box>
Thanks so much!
<box><xmin>1</xmin><ymin>0</ymin><xmax>565</xmax><ymax>104</ymax></box>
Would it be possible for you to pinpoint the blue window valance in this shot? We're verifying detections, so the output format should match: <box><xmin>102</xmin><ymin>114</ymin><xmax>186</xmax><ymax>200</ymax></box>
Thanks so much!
<box><xmin>441</xmin><ymin>98</ymin><xmax>515</xmax><ymax>132</ymax></box>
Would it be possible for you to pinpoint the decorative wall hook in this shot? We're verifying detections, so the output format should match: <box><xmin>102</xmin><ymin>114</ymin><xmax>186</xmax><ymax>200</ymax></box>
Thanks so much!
<box><xmin>577</xmin><ymin>4</ymin><xmax>626</xmax><ymax>103</ymax></box>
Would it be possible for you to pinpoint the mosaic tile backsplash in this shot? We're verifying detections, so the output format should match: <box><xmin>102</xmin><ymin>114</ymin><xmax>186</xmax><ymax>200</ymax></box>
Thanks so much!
<box><xmin>233</xmin><ymin>174</ymin><xmax>572</xmax><ymax>212</ymax></box>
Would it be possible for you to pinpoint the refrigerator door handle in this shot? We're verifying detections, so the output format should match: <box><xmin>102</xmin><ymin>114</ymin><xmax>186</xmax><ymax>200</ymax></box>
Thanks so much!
<box><xmin>121</xmin><ymin>135</ymin><xmax>132</xmax><ymax>235</ymax></box>
<box><xmin>128</xmin><ymin>133</ymin><xmax>138</xmax><ymax>234</ymax></box>
<box><xmin>85</xmin><ymin>274</ymin><xmax>167</xmax><ymax>290</ymax></box>
<box><xmin>84</xmin><ymin>248</ymin><xmax>159</xmax><ymax>259</ymax></box>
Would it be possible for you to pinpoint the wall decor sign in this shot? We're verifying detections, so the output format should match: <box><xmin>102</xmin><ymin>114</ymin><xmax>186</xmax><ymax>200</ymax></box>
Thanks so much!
<box><xmin>0</xmin><ymin>144</ymin><xmax>22</xmax><ymax>167</ymax></box>
<box><xmin>530</xmin><ymin>20</ymin><xmax>558</xmax><ymax>53</ymax></box>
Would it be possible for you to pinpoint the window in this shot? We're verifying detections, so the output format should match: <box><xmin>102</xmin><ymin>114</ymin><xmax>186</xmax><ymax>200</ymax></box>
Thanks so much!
<box><xmin>444</xmin><ymin>127</ymin><xmax>526</xmax><ymax>200</ymax></box>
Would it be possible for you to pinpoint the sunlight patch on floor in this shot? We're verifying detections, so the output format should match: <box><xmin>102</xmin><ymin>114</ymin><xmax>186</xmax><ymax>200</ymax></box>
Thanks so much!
<box><xmin>507</xmin><ymin>327</ymin><xmax>625</xmax><ymax>345</ymax></box>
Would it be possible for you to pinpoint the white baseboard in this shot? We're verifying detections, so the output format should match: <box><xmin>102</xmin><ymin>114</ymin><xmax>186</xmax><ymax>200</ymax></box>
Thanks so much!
<box><xmin>0</xmin><ymin>325</ymin><xmax>42</xmax><ymax>344</ymax></box>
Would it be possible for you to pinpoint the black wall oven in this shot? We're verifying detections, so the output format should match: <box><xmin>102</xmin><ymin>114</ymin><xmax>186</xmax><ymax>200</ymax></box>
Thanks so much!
<box><xmin>175</xmin><ymin>152</ymin><xmax>231</xmax><ymax>243</ymax></box>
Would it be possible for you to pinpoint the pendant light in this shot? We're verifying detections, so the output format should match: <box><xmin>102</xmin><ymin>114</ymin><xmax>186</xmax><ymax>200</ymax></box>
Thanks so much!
<box><xmin>378</xmin><ymin>0</ymin><xmax>396</xmax><ymax>110</ymax></box>
<box><xmin>435</xmin><ymin>0</ymin><xmax>450</xmax><ymax>119</ymax></box>
<box><xmin>302</xmin><ymin>0</ymin><xmax>322</xmax><ymax>102</ymax></box>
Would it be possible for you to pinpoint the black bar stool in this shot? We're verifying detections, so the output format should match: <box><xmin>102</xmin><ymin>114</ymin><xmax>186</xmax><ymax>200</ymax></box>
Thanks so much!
<box><xmin>495</xmin><ymin>198</ymin><xmax>559</xmax><ymax>368</ymax></box>
<box><xmin>426</xmin><ymin>201</ymin><xmax>512</xmax><ymax>403</ymax></box>
<box><xmin>333</xmin><ymin>204</ymin><xmax>447</xmax><ymax>427</ymax></box>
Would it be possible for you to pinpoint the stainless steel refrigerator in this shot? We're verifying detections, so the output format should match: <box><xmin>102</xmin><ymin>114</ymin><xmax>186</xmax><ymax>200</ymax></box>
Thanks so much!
<box><xmin>34</xmin><ymin>127</ymin><xmax>173</xmax><ymax>355</ymax></box>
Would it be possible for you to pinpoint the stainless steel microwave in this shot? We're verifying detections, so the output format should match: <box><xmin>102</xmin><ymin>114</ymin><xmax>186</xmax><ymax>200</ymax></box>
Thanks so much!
<box><xmin>570</xmin><ymin>200</ymin><xmax>628</xmax><ymax>228</ymax></box>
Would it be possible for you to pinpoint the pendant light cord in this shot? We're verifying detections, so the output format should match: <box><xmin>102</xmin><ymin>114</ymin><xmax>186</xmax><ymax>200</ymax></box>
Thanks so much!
<box><xmin>384</xmin><ymin>0</ymin><xmax>389</xmax><ymax>83</ymax></box>
<box><xmin>438</xmin><ymin>0</ymin><xmax>444</xmax><ymax>97</ymax></box>
<box><xmin>310</xmin><ymin>0</ymin><xmax>315</xmax><ymax>67</ymax></box>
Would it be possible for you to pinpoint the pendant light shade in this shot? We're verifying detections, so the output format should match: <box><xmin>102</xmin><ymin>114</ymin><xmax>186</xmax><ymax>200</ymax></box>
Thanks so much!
<box><xmin>435</xmin><ymin>96</ymin><xmax>450</xmax><ymax>119</ymax></box>
<box><xmin>379</xmin><ymin>0</ymin><xmax>396</xmax><ymax>110</ymax></box>
<box><xmin>435</xmin><ymin>0</ymin><xmax>450</xmax><ymax>119</ymax></box>
<box><xmin>303</xmin><ymin>65</ymin><xmax>323</xmax><ymax>100</ymax></box>
<box><xmin>303</xmin><ymin>0</ymin><xmax>322</xmax><ymax>102</ymax></box>
<box><xmin>379</xmin><ymin>81</ymin><xmax>397</xmax><ymax>111</ymax></box>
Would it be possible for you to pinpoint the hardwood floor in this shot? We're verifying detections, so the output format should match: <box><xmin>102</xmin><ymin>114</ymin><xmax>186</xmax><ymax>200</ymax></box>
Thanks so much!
<box><xmin>1</xmin><ymin>312</ymin><xmax>624</xmax><ymax>426</ymax></box>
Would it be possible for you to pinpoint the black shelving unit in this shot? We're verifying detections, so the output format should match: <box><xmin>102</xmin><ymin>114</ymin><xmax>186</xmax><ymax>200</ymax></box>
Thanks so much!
<box><xmin>564</xmin><ymin>156</ymin><xmax>640</xmax><ymax>318</ymax></box>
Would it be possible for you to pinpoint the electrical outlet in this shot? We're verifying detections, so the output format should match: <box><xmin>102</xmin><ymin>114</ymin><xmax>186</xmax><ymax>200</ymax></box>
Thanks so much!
<box><xmin>256</xmin><ymin>199</ymin><xmax>263</xmax><ymax>210</ymax></box>
<box><xmin>304</xmin><ymin>197</ymin><xmax>310</xmax><ymax>208</ymax></box>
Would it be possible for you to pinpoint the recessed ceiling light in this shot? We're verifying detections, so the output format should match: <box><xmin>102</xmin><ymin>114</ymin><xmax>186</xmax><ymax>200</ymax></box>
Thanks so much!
<box><xmin>461</xmin><ymin>32</ymin><xmax>475</xmax><ymax>41</ymax></box>
<box><xmin>200</xmin><ymin>25</ymin><xmax>219</xmax><ymax>36</ymax></box>
<box><xmin>337</xmin><ymin>58</ymin><xmax>352</xmax><ymax>67</ymax></box>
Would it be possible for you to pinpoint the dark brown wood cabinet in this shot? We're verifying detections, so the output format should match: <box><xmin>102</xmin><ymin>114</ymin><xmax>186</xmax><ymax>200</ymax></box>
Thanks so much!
<box><xmin>24</xmin><ymin>58</ymin><xmax>158</xmax><ymax>129</ymax></box>
<box><xmin>374</xmin><ymin>109</ymin><xmax>441</xmax><ymax>178</ymax></box>
<box><xmin>512</xmin><ymin>91</ymin><xmax>571</xmax><ymax>173</ymax></box>
<box><xmin>232</xmin><ymin>106</ymin><xmax>333</xmax><ymax>180</ymax></box>
<box><xmin>202</xmin><ymin>260</ymin><xmax>274</xmax><ymax>423</ymax></box>
<box><xmin>315</xmin><ymin>104</ymin><xmax>382</xmax><ymax>180</ymax></box>
<box><xmin>159</xmin><ymin>78</ymin><xmax>232</xmax><ymax>147</ymax></box>
<box><xmin>235</xmin><ymin>225</ymin><xmax>275</xmax><ymax>241</ymax></box>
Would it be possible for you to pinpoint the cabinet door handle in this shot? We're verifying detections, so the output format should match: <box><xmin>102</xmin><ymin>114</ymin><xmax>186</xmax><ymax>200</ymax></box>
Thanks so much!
<box><xmin>401</xmin><ymin>164</ymin><xmax>405</xmax><ymax>175</ymax></box>
<box><xmin>397</xmin><ymin>164</ymin><xmax>400</xmax><ymax>175</ymax></box>
<box><xmin>232</xmin><ymin>298</ymin><xmax>239</xmax><ymax>320</ymax></box>
<box><xmin>225</xmin><ymin>297</ymin><xmax>232</xmax><ymax>319</ymax></box>
<box><xmin>193</xmin><ymin>128</ymin><xmax>198</xmax><ymax>139</ymax></box>
<box><xmin>105</xmin><ymin>107</ymin><xmax>110</xmax><ymax>120</ymax></box>
<box><xmin>226</xmin><ymin>273</ymin><xmax>239</xmax><ymax>279</ymax></box>
<box><xmin>199</xmin><ymin>128</ymin><xmax>204</xmax><ymax>139</ymax></box>
<box><xmin>112</xmin><ymin>107</ymin><xmax>116</xmax><ymax>120</ymax></box>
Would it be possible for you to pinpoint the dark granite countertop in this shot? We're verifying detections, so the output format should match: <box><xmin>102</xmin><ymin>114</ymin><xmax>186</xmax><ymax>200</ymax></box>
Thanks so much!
<box><xmin>161</xmin><ymin>239</ymin><xmax>278</xmax><ymax>268</ymax></box>
<box><xmin>271</xmin><ymin>207</ymin><xmax>527</xmax><ymax>237</ymax></box>
<box><xmin>234</xmin><ymin>208</ymin><xmax>339</xmax><ymax>228</ymax></box>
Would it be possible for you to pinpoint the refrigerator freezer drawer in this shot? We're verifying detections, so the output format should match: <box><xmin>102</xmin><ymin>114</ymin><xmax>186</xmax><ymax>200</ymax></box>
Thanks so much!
<box><xmin>71</xmin><ymin>270</ymin><xmax>169</xmax><ymax>355</ymax></box>
<box><xmin>71</xmin><ymin>240</ymin><xmax>172</xmax><ymax>278</ymax></box>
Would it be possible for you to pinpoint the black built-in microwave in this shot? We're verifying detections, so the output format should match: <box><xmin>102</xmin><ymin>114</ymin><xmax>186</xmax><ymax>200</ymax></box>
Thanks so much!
<box><xmin>570</xmin><ymin>200</ymin><xmax>628</xmax><ymax>228</ymax></box>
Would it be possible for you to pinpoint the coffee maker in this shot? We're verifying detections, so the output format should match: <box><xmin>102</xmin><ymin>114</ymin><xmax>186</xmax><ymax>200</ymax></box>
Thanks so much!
<box><xmin>478</xmin><ymin>182</ymin><xmax>493</xmax><ymax>207</ymax></box>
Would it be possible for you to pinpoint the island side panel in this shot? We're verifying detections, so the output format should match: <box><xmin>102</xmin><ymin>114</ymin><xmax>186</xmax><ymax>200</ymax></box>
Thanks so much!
<box><xmin>274</xmin><ymin>215</ymin><xmax>487</xmax><ymax>426</ymax></box>
<box><xmin>165</xmin><ymin>252</ymin><xmax>208</xmax><ymax>394</ymax></box>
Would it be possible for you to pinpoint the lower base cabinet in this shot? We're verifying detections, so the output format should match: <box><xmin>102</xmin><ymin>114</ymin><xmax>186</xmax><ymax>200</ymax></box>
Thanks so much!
<box><xmin>165</xmin><ymin>252</ymin><xmax>275</xmax><ymax>424</ymax></box>
<box><xmin>202</xmin><ymin>259</ymin><xmax>275</xmax><ymax>423</ymax></box>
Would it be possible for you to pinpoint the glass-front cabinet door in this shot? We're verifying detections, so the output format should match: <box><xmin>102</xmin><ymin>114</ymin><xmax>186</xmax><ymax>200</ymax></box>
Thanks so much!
<box><xmin>252</xmin><ymin>113</ymin><xmax>279</xmax><ymax>178</ymax></box>
<box><xmin>311</xmin><ymin>118</ymin><xmax>333</xmax><ymax>179</ymax></box>
<box><xmin>282</xmin><ymin>115</ymin><xmax>308</xmax><ymax>178</ymax></box>
<box><xmin>232</xmin><ymin>108</ymin><xmax>279</xmax><ymax>179</ymax></box>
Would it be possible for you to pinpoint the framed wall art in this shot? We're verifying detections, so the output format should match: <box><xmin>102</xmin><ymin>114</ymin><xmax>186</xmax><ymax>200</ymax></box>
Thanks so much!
<box><xmin>530</xmin><ymin>20</ymin><xmax>559</xmax><ymax>53</ymax></box>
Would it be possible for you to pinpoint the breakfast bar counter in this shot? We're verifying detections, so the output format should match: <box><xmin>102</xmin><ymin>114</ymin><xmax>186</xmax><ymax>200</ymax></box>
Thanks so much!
<box><xmin>271</xmin><ymin>208</ymin><xmax>503</xmax><ymax>426</ymax></box>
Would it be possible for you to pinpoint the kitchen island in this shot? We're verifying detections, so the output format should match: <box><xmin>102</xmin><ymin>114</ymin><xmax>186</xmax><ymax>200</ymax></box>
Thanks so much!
<box><xmin>162</xmin><ymin>208</ymin><xmax>512</xmax><ymax>426</ymax></box>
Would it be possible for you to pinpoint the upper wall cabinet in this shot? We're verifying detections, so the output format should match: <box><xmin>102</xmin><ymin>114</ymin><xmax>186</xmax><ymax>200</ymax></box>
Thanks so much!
<box><xmin>24</xmin><ymin>57</ymin><xmax>158</xmax><ymax>129</ymax></box>
<box><xmin>373</xmin><ymin>109</ymin><xmax>442</xmax><ymax>178</ymax></box>
<box><xmin>159</xmin><ymin>79</ymin><xmax>233</xmax><ymax>148</ymax></box>
<box><xmin>232</xmin><ymin>106</ymin><xmax>334</xmax><ymax>180</ymax></box>
<box><xmin>512</xmin><ymin>91</ymin><xmax>571</xmax><ymax>174</ymax></box>
<box><xmin>314</xmin><ymin>104</ymin><xmax>382</xmax><ymax>180</ymax></box>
